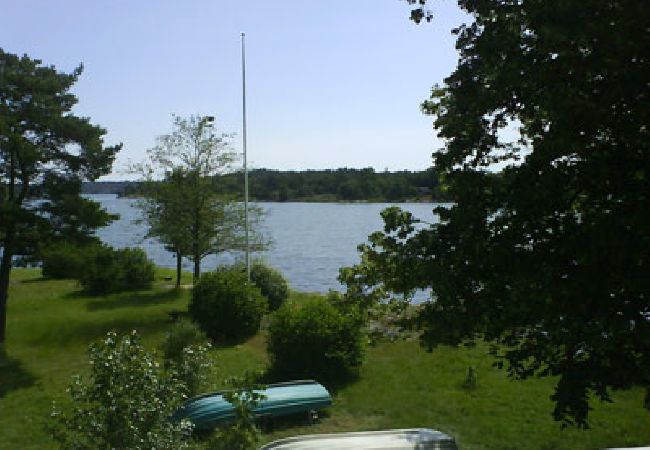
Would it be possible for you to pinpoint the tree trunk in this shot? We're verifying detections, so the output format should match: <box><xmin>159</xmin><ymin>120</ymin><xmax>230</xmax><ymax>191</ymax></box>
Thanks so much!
<box><xmin>193</xmin><ymin>255</ymin><xmax>200</xmax><ymax>283</ymax></box>
<box><xmin>192</xmin><ymin>205</ymin><xmax>200</xmax><ymax>283</ymax></box>
<box><xmin>0</xmin><ymin>231</ymin><xmax>15</xmax><ymax>344</ymax></box>
<box><xmin>175</xmin><ymin>249</ymin><xmax>182</xmax><ymax>289</ymax></box>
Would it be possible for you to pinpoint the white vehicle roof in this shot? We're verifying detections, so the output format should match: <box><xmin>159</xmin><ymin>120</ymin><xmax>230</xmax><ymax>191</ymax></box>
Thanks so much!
<box><xmin>259</xmin><ymin>428</ymin><xmax>457</xmax><ymax>450</ymax></box>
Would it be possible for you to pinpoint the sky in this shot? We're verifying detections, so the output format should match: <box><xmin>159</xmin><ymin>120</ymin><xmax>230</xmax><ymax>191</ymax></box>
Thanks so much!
<box><xmin>1</xmin><ymin>0</ymin><xmax>469</xmax><ymax>179</ymax></box>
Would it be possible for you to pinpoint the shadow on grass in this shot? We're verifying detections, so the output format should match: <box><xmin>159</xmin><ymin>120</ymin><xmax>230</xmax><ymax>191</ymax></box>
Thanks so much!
<box><xmin>20</xmin><ymin>277</ymin><xmax>54</xmax><ymax>284</ymax></box>
<box><xmin>0</xmin><ymin>346</ymin><xmax>36</xmax><ymax>398</ymax></box>
<box><xmin>261</xmin><ymin>367</ymin><xmax>360</xmax><ymax>394</ymax></box>
<box><xmin>258</xmin><ymin>408</ymin><xmax>333</xmax><ymax>435</ymax></box>
<box><xmin>84</xmin><ymin>288</ymin><xmax>184</xmax><ymax>311</ymax></box>
<box><xmin>208</xmin><ymin>336</ymin><xmax>259</xmax><ymax>350</ymax></box>
<box><xmin>27</xmin><ymin>314</ymin><xmax>175</xmax><ymax>347</ymax></box>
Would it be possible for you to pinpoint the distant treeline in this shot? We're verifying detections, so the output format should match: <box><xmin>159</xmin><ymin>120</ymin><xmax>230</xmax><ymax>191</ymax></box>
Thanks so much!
<box><xmin>216</xmin><ymin>168</ymin><xmax>447</xmax><ymax>202</ymax></box>
<box><xmin>82</xmin><ymin>181</ymin><xmax>134</xmax><ymax>195</ymax></box>
<box><xmin>85</xmin><ymin>168</ymin><xmax>450</xmax><ymax>202</ymax></box>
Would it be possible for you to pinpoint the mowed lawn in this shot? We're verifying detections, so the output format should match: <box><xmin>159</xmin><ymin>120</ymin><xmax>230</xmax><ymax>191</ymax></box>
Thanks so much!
<box><xmin>1</xmin><ymin>269</ymin><xmax>649</xmax><ymax>450</ymax></box>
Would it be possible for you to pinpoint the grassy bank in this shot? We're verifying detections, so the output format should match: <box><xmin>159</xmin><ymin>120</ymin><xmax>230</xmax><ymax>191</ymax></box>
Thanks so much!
<box><xmin>1</xmin><ymin>269</ymin><xmax>648</xmax><ymax>449</ymax></box>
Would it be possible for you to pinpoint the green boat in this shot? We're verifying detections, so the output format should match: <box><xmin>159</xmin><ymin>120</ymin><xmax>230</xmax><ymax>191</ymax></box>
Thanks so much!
<box><xmin>173</xmin><ymin>380</ymin><xmax>332</xmax><ymax>431</ymax></box>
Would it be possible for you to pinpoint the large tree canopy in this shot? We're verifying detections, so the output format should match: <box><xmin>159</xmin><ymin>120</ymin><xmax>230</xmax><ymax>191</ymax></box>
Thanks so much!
<box><xmin>0</xmin><ymin>49</ymin><xmax>121</xmax><ymax>342</ymax></box>
<box><xmin>343</xmin><ymin>0</ymin><xmax>649</xmax><ymax>426</ymax></box>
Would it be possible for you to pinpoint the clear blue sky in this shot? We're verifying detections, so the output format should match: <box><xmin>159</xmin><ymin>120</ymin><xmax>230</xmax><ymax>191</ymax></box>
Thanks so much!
<box><xmin>1</xmin><ymin>0</ymin><xmax>468</xmax><ymax>179</ymax></box>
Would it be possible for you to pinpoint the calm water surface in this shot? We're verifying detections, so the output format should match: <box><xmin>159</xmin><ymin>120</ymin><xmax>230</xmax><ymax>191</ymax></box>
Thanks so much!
<box><xmin>90</xmin><ymin>195</ymin><xmax>442</xmax><ymax>294</ymax></box>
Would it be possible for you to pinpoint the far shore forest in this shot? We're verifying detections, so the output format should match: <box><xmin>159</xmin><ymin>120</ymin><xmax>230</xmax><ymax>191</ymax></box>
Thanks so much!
<box><xmin>83</xmin><ymin>167</ymin><xmax>450</xmax><ymax>202</ymax></box>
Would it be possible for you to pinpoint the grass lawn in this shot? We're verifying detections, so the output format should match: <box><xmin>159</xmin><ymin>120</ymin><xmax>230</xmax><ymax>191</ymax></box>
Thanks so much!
<box><xmin>1</xmin><ymin>268</ymin><xmax>648</xmax><ymax>449</ymax></box>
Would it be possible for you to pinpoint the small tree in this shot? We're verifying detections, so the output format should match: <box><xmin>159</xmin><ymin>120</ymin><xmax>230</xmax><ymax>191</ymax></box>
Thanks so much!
<box><xmin>206</xmin><ymin>372</ymin><xmax>266</xmax><ymax>450</ymax></box>
<box><xmin>133</xmin><ymin>115</ymin><xmax>267</xmax><ymax>284</ymax></box>
<box><xmin>138</xmin><ymin>169</ymin><xmax>192</xmax><ymax>288</ymax></box>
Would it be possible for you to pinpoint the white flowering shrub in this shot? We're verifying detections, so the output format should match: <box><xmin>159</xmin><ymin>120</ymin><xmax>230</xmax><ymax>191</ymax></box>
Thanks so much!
<box><xmin>168</xmin><ymin>343</ymin><xmax>212</xmax><ymax>398</ymax></box>
<box><xmin>50</xmin><ymin>331</ymin><xmax>194</xmax><ymax>450</ymax></box>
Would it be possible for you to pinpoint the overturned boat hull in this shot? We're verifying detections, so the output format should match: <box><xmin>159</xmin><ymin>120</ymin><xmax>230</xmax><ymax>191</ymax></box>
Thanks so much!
<box><xmin>174</xmin><ymin>380</ymin><xmax>332</xmax><ymax>431</ymax></box>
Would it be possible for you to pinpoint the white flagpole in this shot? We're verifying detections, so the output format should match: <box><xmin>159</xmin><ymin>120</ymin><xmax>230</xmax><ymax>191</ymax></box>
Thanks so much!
<box><xmin>241</xmin><ymin>32</ymin><xmax>250</xmax><ymax>282</ymax></box>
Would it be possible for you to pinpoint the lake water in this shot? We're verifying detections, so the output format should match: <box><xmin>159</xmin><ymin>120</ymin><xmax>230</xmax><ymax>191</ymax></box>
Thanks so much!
<box><xmin>89</xmin><ymin>195</ymin><xmax>441</xmax><ymax>294</ymax></box>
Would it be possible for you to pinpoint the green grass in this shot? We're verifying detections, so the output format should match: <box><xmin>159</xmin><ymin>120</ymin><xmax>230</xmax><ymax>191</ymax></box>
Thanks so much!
<box><xmin>1</xmin><ymin>269</ymin><xmax>649</xmax><ymax>449</ymax></box>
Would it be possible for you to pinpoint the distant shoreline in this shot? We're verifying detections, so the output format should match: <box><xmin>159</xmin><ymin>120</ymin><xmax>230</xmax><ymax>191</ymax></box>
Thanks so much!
<box><xmin>87</xmin><ymin>192</ymin><xmax>446</xmax><ymax>205</ymax></box>
<box><xmin>83</xmin><ymin>167</ymin><xmax>452</xmax><ymax>203</ymax></box>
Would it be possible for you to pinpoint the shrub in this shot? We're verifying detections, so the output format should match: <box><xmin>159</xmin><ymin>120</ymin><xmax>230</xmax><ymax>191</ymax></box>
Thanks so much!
<box><xmin>78</xmin><ymin>245</ymin><xmax>122</xmax><ymax>294</ymax></box>
<box><xmin>41</xmin><ymin>242</ymin><xmax>98</xmax><ymax>279</ymax></box>
<box><xmin>161</xmin><ymin>320</ymin><xmax>208</xmax><ymax>363</ymax></box>
<box><xmin>189</xmin><ymin>268</ymin><xmax>267</xmax><ymax>343</ymax></box>
<box><xmin>79</xmin><ymin>246</ymin><xmax>155</xmax><ymax>294</ymax></box>
<box><xmin>49</xmin><ymin>331</ymin><xmax>193</xmax><ymax>450</ymax></box>
<box><xmin>162</xmin><ymin>320</ymin><xmax>211</xmax><ymax>397</ymax></box>
<box><xmin>206</xmin><ymin>372</ymin><xmax>266</xmax><ymax>450</ymax></box>
<box><xmin>169</xmin><ymin>343</ymin><xmax>212</xmax><ymax>398</ymax></box>
<box><xmin>267</xmin><ymin>296</ymin><xmax>365</xmax><ymax>383</ymax></box>
<box><xmin>118</xmin><ymin>247</ymin><xmax>156</xmax><ymax>290</ymax></box>
<box><xmin>250</xmin><ymin>262</ymin><xmax>289</xmax><ymax>311</ymax></box>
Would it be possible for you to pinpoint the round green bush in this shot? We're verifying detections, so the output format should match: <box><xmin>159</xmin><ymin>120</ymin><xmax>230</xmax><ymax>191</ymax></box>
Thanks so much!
<box><xmin>79</xmin><ymin>245</ymin><xmax>122</xmax><ymax>294</ymax></box>
<box><xmin>189</xmin><ymin>268</ymin><xmax>267</xmax><ymax>343</ymax></box>
<box><xmin>250</xmin><ymin>262</ymin><xmax>289</xmax><ymax>311</ymax></box>
<box><xmin>79</xmin><ymin>246</ymin><xmax>155</xmax><ymax>294</ymax></box>
<box><xmin>161</xmin><ymin>320</ymin><xmax>208</xmax><ymax>364</ymax></box>
<box><xmin>117</xmin><ymin>247</ymin><xmax>156</xmax><ymax>290</ymax></box>
<box><xmin>267</xmin><ymin>296</ymin><xmax>364</xmax><ymax>383</ymax></box>
<box><xmin>41</xmin><ymin>242</ymin><xmax>98</xmax><ymax>279</ymax></box>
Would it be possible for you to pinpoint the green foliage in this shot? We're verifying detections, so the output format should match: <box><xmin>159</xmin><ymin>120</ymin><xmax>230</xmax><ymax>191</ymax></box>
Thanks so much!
<box><xmin>136</xmin><ymin>169</ymin><xmax>195</xmax><ymax>288</ymax></box>
<box><xmin>79</xmin><ymin>246</ymin><xmax>155</xmax><ymax>294</ymax></box>
<box><xmin>346</xmin><ymin>0</ymin><xmax>650</xmax><ymax>427</ymax></box>
<box><xmin>162</xmin><ymin>319</ymin><xmax>208</xmax><ymax>363</ymax></box>
<box><xmin>267</xmin><ymin>296</ymin><xmax>364</xmax><ymax>383</ymax></box>
<box><xmin>168</xmin><ymin>343</ymin><xmax>212</xmax><ymax>399</ymax></box>
<box><xmin>49</xmin><ymin>331</ymin><xmax>193</xmax><ymax>450</ymax></box>
<box><xmin>119</xmin><ymin>167</ymin><xmax>448</xmax><ymax>202</ymax></box>
<box><xmin>217</xmin><ymin>167</ymin><xmax>444</xmax><ymax>202</ymax></box>
<box><xmin>41</xmin><ymin>242</ymin><xmax>99</xmax><ymax>279</ymax></box>
<box><xmin>2</xmin><ymin>273</ymin><xmax>649</xmax><ymax>449</ymax></box>
<box><xmin>207</xmin><ymin>372</ymin><xmax>266</xmax><ymax>450</ymax></box>
<box><xmin>118</xmin><ymin>247</ymin><xmax>156</xmax><ymax>290</ymax></box>
<box><xmin>131</xmin><ymin>115</ymin><xmax>268</xmax><ymax>282</ymax></box>
<box><xmin>162</xmin><ymin>320</ymin><xmax>211</xmax><ymax>397</ymax></box>
<box><xmin>78</xmin><ymin>245</ymin><xmax>122</xmax><ymax>294</ymax></box>
<box><xmin>250</xmin><ymin>262</ymin><xmax>289</xmax><ymax>311</ymax></box>
<box><xmin>404</xmin><ymin>0</ymin><xmax>433</xmax><ymax>24</ymax></box>
<box><xmin>365</xmin><ymin>301</ymin><xmax>419</xmax><ymax>345</ymax></box>
<box><xmin>0</xmin><ymin>49</ymin><xmax>121</xmax><ymax>342</ymax></box>
<box><xmin>189</xmin><ymin>268</ymin><xmax>267</xmax><ymax>343</ymax></box>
